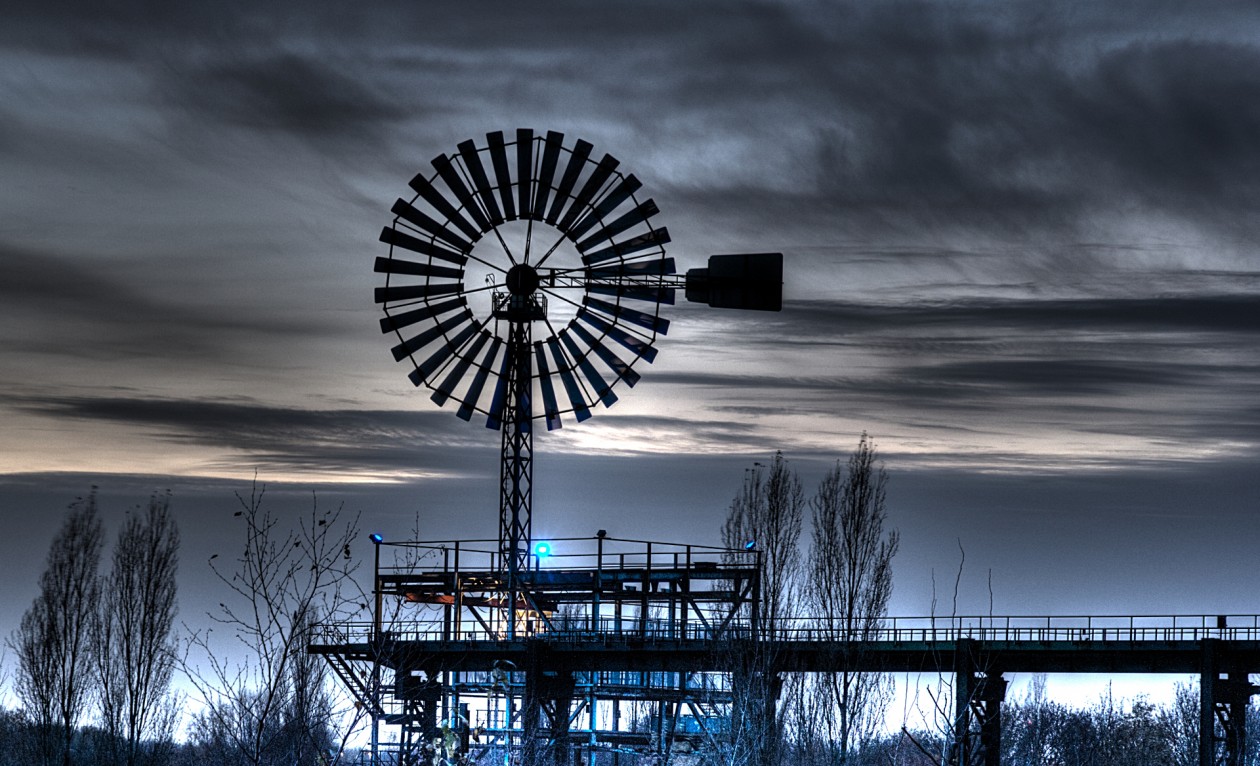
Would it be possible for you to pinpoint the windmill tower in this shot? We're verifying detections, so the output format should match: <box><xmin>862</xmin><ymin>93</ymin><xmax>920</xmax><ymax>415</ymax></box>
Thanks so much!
<box><xmin>319</xmin><ymin>129</ymin><xmax>781</xmax><ymax>765</ymax></box>
<box><xmin>375</xmin><ymin>129</ymin><xmax>781</xmax><ymax>635</ymax></box>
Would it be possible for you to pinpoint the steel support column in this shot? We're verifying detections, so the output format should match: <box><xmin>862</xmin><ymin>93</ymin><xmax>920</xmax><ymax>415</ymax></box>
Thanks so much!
<box><xmin>499</xmin><ymin>318</ymin><xmax>533</xmax><ymax>639</ymax></box>
<box><xmin>398</xmin><ymin>678</ymin><xmax>441</xmax><ymax>766</ymax></box>
<box><xmin>1202</xmin><ymin>640</ymin><xmax>1216</xmax><ymax>766</ymax></box>
<box><xmin>522</xmin><ymin>649</ymin><xmax>574</xmax><ymax>766</ymax></box>
<box><xmin>952</xmin><ymin>639</ymin><xmax>1005</xmax><ymax>766</ymax></box>
<box><xmin>1201</xmin><ymin>640</ymin><xmax>1259</xmax><ymax>766</ymax></box>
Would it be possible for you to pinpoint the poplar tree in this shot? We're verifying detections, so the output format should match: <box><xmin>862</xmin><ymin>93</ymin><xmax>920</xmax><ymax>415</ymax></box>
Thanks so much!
<box><xmin>94</xmin><ymin>493</ymin><xmax>180</xmax><ymax>766</ymax></box>
<box><xmin>12</xmin><ymin>492</ymin><xmax>103</xmax><ymax>766</ymax></box>
<box><xmin>806</xmin><ymin>433</ymin><xmax>899</xmax><ymax>763</ymax></box>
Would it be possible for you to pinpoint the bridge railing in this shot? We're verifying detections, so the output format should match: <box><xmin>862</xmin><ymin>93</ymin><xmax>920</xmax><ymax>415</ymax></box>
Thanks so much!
<box><xmin>313</xmin><ymin>614</ymin><xmax>1260</xmax><ymax>646</ymax></box>
<box><xmin>770</xmin><ymin>614</ymin><xmax>1260</xmax><ymax>643</ymax></box>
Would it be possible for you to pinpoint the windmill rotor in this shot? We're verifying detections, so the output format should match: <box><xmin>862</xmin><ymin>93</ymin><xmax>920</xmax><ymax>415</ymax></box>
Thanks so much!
<box><xmin>376</xmin><ymin>129</ymin><xmax>676</xmax><ymax>432</ymax></box>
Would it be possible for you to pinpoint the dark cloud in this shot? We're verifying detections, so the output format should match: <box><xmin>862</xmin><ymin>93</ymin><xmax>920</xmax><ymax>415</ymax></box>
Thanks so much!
<box><xmin>1076</xmin><ymin>42</ymin><xmax>1260</xmax><ymax>197</ymax></box>
<box><xmin>9</xmin><ymin>0</ymin><xmax>1260</xmax><ymax>244</ymax></box>
<box><xmin>643</xmin><ymin>4</ymin><xmax>1260</xmax><ymax>244</ymax></box>
<box><xmin>653</xmin><ymin>356</ymin><xmax>1230</xmax><ymax>405</ymax></box>
<box><xmin>160</xmin><ymin>53</ymin><xmax>409</xmax><ymax>143</ymax></box>
<box><xmin>0</xmin><ymin>242</ymin><xmax>328</xmax><ymax>363</ymax></box>
<box><xmin>659</xmin><ymin>292</ymin><xmax>1260</xmax><ymax>453</ymax></box>
<box><xmin>774</xmin><ymin>294</ymin><xmax>1260</xmax><ymax>338</ymax></box>
<box><xmin>11</xmin><ymin>392</ymin><xmax>790</xmax><ymax>473</ymax></box>
<box><xmin>12</xmin><ymin>394</ymin><xmax>494</xmax><ymax>477</ymax></box>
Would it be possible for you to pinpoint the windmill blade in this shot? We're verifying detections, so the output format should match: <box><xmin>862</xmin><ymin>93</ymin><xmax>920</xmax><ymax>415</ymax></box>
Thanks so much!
<box><xmin>432</xmin><ymin>331</ymin><xmax>493</xmax><ymax>408</ymax></box>
<box><xmin>586</xmin><ymin>257</ymin><xmax>675</xmax><ymax>279</ymax></box>
<box><xmin>566</xmin><ymin>174</ymin><xmax>642</xmax><ymax>242</ymax></box>
<box><xmin>390</xmin><ymin>310</ymin><xmax>472</xmax><ymax>361</ymax></box>
<box><xmin>570</xmin><ymin>322</ymin><xmax>641</xmax><ymax>387</ymax></box>
<box><xmin>379</xmin><ymin>227</ymin><xmax>468</xmax><ymax>266</ymax></box>
<box><xmin>408</xmin><ymin>173</ymin><xmax>482</xmax><ymax>243</ymax></box>
<box><xmin>575</xmin><ymin>199</ymin><xmax>659</xmax><ymax>253</ymax></box>
<box><xmin>546</xmin><ymin>337</ymin><xmax>592</xmax><ymax>422</ymax></box>
<box><xmin>581</xmin><ymin>227</ymin><xmax>671</xmax><ymax>265</ymax></box>
<box><xmin>583</xmin><ymin>296</ymin><xmax>671</xmax><ymax>335</ymax></box>
<box><xmin>380</xmin><ymin>297</ymin><xmax>468</xmax><ymax>334</ymax></box>
<box><xmin>557</xmin><ymin>154</ymin><xmax>619</xmax><ymax>234</ymax></box>
<box><xmin>545</xmin><ymin>139</ymin><xmax>593</xmax><ymax>225</ymax></box>
<box><xmin>486</xmin><ymin>131</ymin><xmax>516</xmax><ymax>221</ymax></box>
<box><xmin>458</xmin><ymin>139</ymin><xmax>504</xmax><ymax>226</ymax></box>
<box><xmin>531</xmin><ymin>131</ymin><xmax>564</xmax><ymax>222</ymax></box>
<box><xmin>375</xmin><ymin>282</ymin><xmax>463</xmax><ymax>304</ymax></box>
<box><xmin>390</xmin><ymin>199</ymin><xmax>473</xmax><ymax>254</ymax></box>
<box><xmin>587</xmin><ymin>284</ymin><xmax>675</xmax><ymax>305</ymax></box>
<box><xmin>559</xmin><ymin>330</ymin><xmax>617</xmax><ymax>408</ymax></box>
<box><xmin>411</xmin><ymin>321</ymin><xmax>479</xmax><ymax>384</ymax></box>
<box><xmin>515</xmin><ymin>128</ymin><xmax>534</xmax><ymax>218</ymax></box>
<box><xmin>454</xmin><ymin>336</ymin><xmax>502</xmax><ymax>419</ymax></box>
<box><xmin>576</xmin><ymin>308</ymin><xmax>658</xmax><ymax>363</ymax></box>
<box><xmin>374</xmin><ymin>257</ymin><xmax>462</xmax><ymax>281</ymax></box>
<box><xmin>484</xmin><ymin>342</ymin><xmax>525</xmax><ymax>431</ymax></box>
<box><xmin>433</xmin><ymin>154</ymin><xmax>491</xmax><ymax>233</ymax></box>
<box><xmin>533</xmin><ymin>341</ymin><xmax>563</xmax><ymax>431</ymax></box>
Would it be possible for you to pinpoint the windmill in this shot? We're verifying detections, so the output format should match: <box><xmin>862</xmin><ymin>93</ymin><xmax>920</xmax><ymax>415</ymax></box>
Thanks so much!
<box><xmin>375</xmin><ymin>129</ymin><xmax>781</xmax><ymax>636</ymax></box>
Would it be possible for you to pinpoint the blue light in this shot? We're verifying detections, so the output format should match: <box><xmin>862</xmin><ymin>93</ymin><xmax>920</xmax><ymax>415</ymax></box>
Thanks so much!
<box><xmin>744</xmin><ymin>540</ymin><xmax>756</xmax><ymax>550</ymax></box>
<box><xmin>533</xmin><ymin>541</ymin><xmax>552</xmax><ymax>557</ymax></box>
<box><xmin>369</xmin><ymin>533</ymin><xmax>383</xmax><ymax>544</ymax></box>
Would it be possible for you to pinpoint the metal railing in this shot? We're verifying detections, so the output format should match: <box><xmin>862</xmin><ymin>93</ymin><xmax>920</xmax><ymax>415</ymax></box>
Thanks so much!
<box><xmin>768</xmin><ymin>614</ymin><xmax>1260</xmax><ymax>643</ymax></box>
<box><xmin>372</xmin><ymin>535</ymin><xmax>757</xmax><ymax>577</ymax></box>
<box><xmin>315</xmin><ymin>614</ymin><xmax>1260</xmax><ymax>646</ymax></box>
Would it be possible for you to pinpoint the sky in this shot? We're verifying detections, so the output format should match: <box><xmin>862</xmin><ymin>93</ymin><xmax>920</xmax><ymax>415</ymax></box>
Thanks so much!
<box><xmin>2</xmin><ymin>0</ymin><xmax>1260</xmax><ymax>711</ymax></box>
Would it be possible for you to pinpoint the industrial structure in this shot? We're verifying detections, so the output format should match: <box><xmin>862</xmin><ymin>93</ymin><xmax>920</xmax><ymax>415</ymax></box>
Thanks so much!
<box><xmin>311</xmin><ymin>129</ymin><xmax>1260</xmax><ymax>766</ymax></box>
<box><xmin>311</xmin><ymin>557</ymin><xmax>1260</xmax><ymax>766</ymax></box>
<box><xmin>312</xmin><ymin>534</ymin><xmax>762</xmax><ymax>764</ymax></box>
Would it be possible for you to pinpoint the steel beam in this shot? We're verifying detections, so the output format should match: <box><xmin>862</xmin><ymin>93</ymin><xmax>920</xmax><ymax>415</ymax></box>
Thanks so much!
<box><xmin>499</xmin><ymin>318</ymin><xmax>533</xmax><ymax>639</ymax></box>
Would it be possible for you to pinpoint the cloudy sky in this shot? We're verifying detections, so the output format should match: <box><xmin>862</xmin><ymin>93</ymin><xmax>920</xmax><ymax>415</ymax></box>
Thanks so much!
<box><xmin>2</xmin><ymin>0</ymin><xmax>1260</xmax><ymax>686</ymax></box>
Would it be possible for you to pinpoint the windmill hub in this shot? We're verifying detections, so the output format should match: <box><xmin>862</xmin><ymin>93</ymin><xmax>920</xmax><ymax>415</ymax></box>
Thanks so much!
<box><xmin>505</xmin><ymin>263</ymin><xmax>541</xmax><ymax>297</ymax></box>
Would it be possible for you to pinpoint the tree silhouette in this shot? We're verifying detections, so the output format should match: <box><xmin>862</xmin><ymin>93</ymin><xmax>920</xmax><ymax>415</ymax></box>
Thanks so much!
<box><xmin>183</xmin><ymin>483</ymin><xmax>361</xmax><ymax>766</ymax></box>
<box><xmin>804</xmin><ymin>433</ymin><xmax>899</xmax><ymax>763</ymax></box>
<box><xmin>94</xmin><ymin>492</ymin><xmax>180</xmax><ymax>766</ymax></box>
<box><xmin>720</xmin><ymin>452</ymin><xmax>804</xmax><ymax>766</ymax></box>
<box><xmin>11</xmin><ymin>491</ymin><xmax>103</xmax><ymax>766</ymax></box>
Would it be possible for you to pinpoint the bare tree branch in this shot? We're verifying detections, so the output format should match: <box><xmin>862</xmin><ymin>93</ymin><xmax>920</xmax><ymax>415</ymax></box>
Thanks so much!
<box><xmin>182</xmin><ymin>481</ymin><xmax>364</xmax><ymax>766</ymax></box>
<box><xmin>10</xmin><ymin>490</ymin><xmax>103</xmax><ymax>766</ymax></box>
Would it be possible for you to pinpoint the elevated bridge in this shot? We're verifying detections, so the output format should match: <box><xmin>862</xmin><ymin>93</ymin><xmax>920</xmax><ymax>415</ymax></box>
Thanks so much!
<box><xmin>311</xmin><ymin>537</ymin><xmax>1260</xmax><ymax>766</ymax></box>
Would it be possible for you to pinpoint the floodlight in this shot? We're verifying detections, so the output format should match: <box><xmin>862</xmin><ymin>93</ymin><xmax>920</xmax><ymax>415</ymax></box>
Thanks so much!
<box><xmin>369</xmin><ymin>533</ymin><xmax>383</xmax><ymax>544</ymax></box>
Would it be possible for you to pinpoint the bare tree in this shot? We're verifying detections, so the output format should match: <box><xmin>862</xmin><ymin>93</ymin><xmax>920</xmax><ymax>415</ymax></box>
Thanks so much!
<box><xmin>722</xmin><ymin>452</ymin><xmax>804</xmax><ymax>638</ymax></box>
<box><xmin>720</xmin><ymin>452</ymin><xmax>804</xmax><ymax>766</ymax></box>
<box><xmin>805</xmin><ymin>433</ymin><xmax>899</xmax><ymax>763</ymax></box>
<box><xmin>11</xmin><ymin>491</ymin><xmax>104</xmax><ymax>766</ymax></box>
<box><xmin>13</xmin><ymin>592</ymin><xmax>58</xmax><ymax>765</ymax></box>
<box><xmin>284</xmin><ymin>610</ymin><xmax>336</xmax><ymax>765</ymax></box>
<box><xmin>183</xmin><ymin>483</ymin><xmax>362</xmax><ymax>766</ymax></box>
<box><xmin>1160</xmin><ymin>681</ymin><xmax>1199</xmax><ymax>766</ymax></box>
<box><xmin>94</xmin><ymin>492</ymin><xmax>181</xmax><ymax>766</ymax></box>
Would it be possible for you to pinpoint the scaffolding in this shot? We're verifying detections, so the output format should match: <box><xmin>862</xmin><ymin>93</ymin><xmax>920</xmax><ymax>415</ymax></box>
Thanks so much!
<box><xmin>310</xmin><ymin>535</ymin><xmax>761</xmax><ymax>765</ymax></box>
